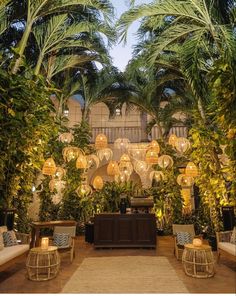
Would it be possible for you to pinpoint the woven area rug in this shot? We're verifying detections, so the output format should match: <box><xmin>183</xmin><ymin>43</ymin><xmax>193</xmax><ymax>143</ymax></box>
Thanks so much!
<box><xmin>61</xmin><ymin>256</ymin><xmax>189</xmax><ymax>293</ymax></box>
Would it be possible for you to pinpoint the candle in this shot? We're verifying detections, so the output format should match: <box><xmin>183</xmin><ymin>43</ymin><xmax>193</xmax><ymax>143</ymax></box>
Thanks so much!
<box><xmin>41</xmin><ymin>237</ymin><xmax>49</xmax><ymax>250</ymax></box>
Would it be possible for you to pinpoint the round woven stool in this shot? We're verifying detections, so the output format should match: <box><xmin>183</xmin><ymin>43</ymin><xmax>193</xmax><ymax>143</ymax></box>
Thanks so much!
<box><xmin>182</xmin><ymin>244</ymin><xmax>215</xmax><ymax>278</ymax></box>
<box><xmin>26</xmin><ymin>246</ymin><xmax>60</xmax><ymax>281</ymax></box>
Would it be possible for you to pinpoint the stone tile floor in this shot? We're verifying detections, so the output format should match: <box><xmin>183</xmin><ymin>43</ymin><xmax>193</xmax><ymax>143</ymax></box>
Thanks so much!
<box><xmin>0</xmin><ymin>235</ymin><xmax>235</xmax><ymax>294</ymax></box>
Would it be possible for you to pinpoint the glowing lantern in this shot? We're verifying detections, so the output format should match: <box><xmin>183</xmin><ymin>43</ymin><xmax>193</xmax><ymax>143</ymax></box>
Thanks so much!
<box><xmin>185</xmin><ymin>162</ymin><xmax>198</xmax><ymax>177</ymax></box>
<box><xmin>97</xmin><ymin>148</ymin><xmax>113</xmax><ymax>161</ymax></box>
<box><xmin>177</xmin><ymin>174</ymin><xmax>194</xmax><ymax>187</ymax></box>
<box><xmin>128</xmin><ymin>143</ymin><xmax>148</xmax><ymax>161</ymax></box>
<box><xmin>175</xmin><ymin>137</ymin><xmax>191</xmax><ymax>154</ymax></box>
<box><xmin>114</xmin><ymin>138</ymin><xmax>130</xmax><ymax>150</ymax></box>
<box><xmin>58</xmin><ymin>132</ymin><xmax>74</xmax><ymax>143</ymax></box>
<box><xmin>54</xmin><ymin>167</ymin><xmax>65</xmax><ymax>179</ymax></box>
<box><xmin>168</xmin><ymin>134</ymin><xmax>178</xmax><ymax>147</ymax></box>
<box><xmin>62</xmin><ymin>146</ymin><xmax>83</xmax><ymax>162</ymax></box>
<box><xmin>134</xmin><ymin>160</ymin><xmax>150</xmax><ymax>174</ymax></box>
<box><xmin>148</xmin><ymin>140</ymin><xmax>160</xmax><ymax>153</ymax></box>
<box><xmin>145</xmin><ymin>148</ymin><xmax>159</xmax><ymax>164</ymax></box>
<box><xmin>87</xmin><ymin>154</ymin><xmax>100</xmax><ymax>169</ymax></box>
<box><xmin>76</xmin><ymin>184</ymin><xmax>92</xmax><ymax>196</ymax></box>
<box><xmin>93</xmin><ymin>176</ymin><xmax>104</xmax><ymax>190</ymax></box>
<box><xmin>95</xmin><ymin>134</ymin><xmax>107</xmax><ymax>149</ymax></box>
<box><xmin>76</xmin><ymin>154</ymin><xmax>87</xmax><ymax>169</ymax></box>
<box><xmin>193</xmin><ymin>238</ymin><xmax>203</xmax><ymax>247</ymax></box>
<box><xmin>42</xmin><ymin>158</ymin><xmax>56</xmax><ymax>175</ymax></box>
<box><xmin>107</xmin><ymin>160</ymin><xmax>119</xmax><ymax>176</ymax></box>
<box><xmin>157</xmin><ymin>155</ymin><xmax>173</xmax><ymax>169</ymax></box>
<box><xmin>149</xmin><ymin>171</ymin><xmax>164</xmax><ymax>182</ymax></box>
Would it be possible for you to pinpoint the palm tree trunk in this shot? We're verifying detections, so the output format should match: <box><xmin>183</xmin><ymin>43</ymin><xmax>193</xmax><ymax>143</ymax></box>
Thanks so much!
<box><xmin>34</xmin><ymin>52</ymin><xmax>44</xmax><ymax>76</ymax></box>
<box><xmin>11</xmin><ymin>21</ymin><xmax>33</xmax><ymax>74</ymax></box>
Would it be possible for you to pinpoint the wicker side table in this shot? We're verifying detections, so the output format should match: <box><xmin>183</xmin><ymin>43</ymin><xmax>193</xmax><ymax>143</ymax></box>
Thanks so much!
<box><xmin>182</xmin><ymin>244</ymin><xmax>215</xmax><ymax>278</ymax></box>
<box><xmin>26</xmin><ymin>246</ymin><xmax>60</xmax><ymax>281</ymax></box>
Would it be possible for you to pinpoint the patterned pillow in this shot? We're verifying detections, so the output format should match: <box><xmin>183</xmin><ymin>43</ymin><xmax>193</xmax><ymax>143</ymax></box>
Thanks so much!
<box><xmin>230</xmin><ymin>227</ymin><xmax>236</xmax><ymax>245</ymax></box>
<box><xmin>176</xmin><ymin>231</ymin><xmax>193</xmax><ymax>246</ymax></box>
<box><xmin>53</xmin><ymin>233</ymin><xmax>70</xmax><ymax>248</ymax></box>
<box><xmin>0</xmin><ymin>233</ymin><xmax>4</xmax><ymax>250</ymax></box>
<box><xmin>2</xmin><ymin>230</ymin><xmax>18</xmax><ymax>247</ymax></box>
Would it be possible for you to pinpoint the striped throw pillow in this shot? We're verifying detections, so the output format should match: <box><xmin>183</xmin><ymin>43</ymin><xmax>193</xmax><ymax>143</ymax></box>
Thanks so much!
<box><xmin>176</xmin><ymin>231</ymin><xmax>193</xmax><ymax>246</ymax></box>
<box><xmin>53</xmin><ymin>233</ymin><xmax>70</xmax><ymax>248</ymax></box>
<box><xmin>3</xmin><ymin>231</ymin><xmax>18</xmax><ymax>247</ymax></box>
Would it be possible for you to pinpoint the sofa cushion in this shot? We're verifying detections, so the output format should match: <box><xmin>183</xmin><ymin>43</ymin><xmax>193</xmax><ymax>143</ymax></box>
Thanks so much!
<box><xmin>3</xmin><ymin>231</ymin><xmax>18</xmax><ymax>247</ymax></box>
<box><xmin>176</xmin><ymin>231</ymin><xmax>193</xmax><ymax>246</ymax></box>
<box><xmin>0</xmin><ymin>244</ymin><xmax>29</xmax><ymax>265</ymax></box>
<box><xmin>218</xmin><ymin>242</ymin><xmax>236</xmax><ymax>256</ymax></box>
<box><xmin>230</xmin><ymin>227</ymin><xmax>236</xmax><ymax>245</ymax></box>
<box><xmin>0</xmin><ymin>233</ymin><xmax>4</xmax><ymax>251</ymax></box>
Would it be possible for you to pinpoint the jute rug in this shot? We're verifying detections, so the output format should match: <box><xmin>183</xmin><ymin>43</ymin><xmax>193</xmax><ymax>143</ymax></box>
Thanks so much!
<box><xmin>61</xmin><ymin>256</ymin><xmax>189</xmax><ymax>293</ymax></box>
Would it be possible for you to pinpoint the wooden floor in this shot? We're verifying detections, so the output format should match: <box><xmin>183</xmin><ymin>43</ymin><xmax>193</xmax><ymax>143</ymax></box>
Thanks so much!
<box><xmin>0</xmin><ymin>235</ymin><xmax>235</xmax><ymax>294</ymax></box>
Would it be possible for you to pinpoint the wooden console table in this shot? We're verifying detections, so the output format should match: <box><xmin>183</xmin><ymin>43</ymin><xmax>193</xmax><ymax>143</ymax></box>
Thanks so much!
<box><xmin>94</xmin><ymin>213</ymin><xmax>156</xmax><ymax>248</ymax></box>
<box><xmin>30</xmin><ymin>220</ymin><xmax>77</xmax><ymax>248</ymax></box>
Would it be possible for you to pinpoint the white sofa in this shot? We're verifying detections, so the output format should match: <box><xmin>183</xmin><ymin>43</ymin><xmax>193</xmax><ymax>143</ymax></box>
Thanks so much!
<box><xmin>0</xmin><ymin>226</ymin><xmax>30</xmax><ymax>272</ymax></box>
<box><xmin>216</xmin><ymin>228</ymin><xmax>236</xmax><ymax>262</ymax></box>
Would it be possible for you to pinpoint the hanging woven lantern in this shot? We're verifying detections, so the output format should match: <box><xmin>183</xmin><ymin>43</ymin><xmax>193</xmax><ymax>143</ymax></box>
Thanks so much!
<box><xmin>157</xmin><ymin>155</ymin><xmax>173</xmax><ymax>169</ymax></box>
<box><xmin>114</xmin><ymin>138</ymin><xmax>130</xmax><ymax>150</ymax></box>
<box><xmin>93</xmin><ymin>176</ymin><xmax>104</xmax><ymax>190</ymax></box>
<box><xmin>148</xmin><ymin>140</ymin><xmax>160</xmax><ymax>153</ymax></box>
<box><xmin>177</xmin><ymin>174</ymin><xmax>194</xmax><ymax>187</ymax></box>
<box><xmin>97</xmin><ymin>148</ymin><xmax>113</xmax><ymax>161</ymax></box>
<box><xmin>168</xmin><ymin>134</ymin><xmax>178</xmax><ymax>147</ymax></box>
<box><xmin>76</xmin><ymin>154</ymin><xmax>87</xmax><ymax>169</ymax></box>
<box><xmin>134</xmin><ymin>160</ymin><xmax>149</xmax><ymax>174</ymax></box>
<box><xmin>175</xmin><ymin>137</ymin><xmax>191</xmax><ymax>154</ymax></box>
<box><xmin>185</xmin><ymin>161</ymin><xmax>198</xmax><ymax>177</ymax></box>
<box><xmin>119</xmin><ymin>154</ymin><xmax>133</xmax><ymax>175</ymax></box>
<box><xmin>128</xmin><ymin>143</ymin><xmax>148</xmax><ymax>161</ymax></box>
<box><xmin>149</xmin><ymin>171</ymin><xmax>164</xmax><ymax>182</ymax></box>
<box><xmin>76</xmin><ymin>184</ymin><xmax>92</xmax><ymax>196</ymax></box>
<box><xmin>107</xmin><ymin>160</ymin><xmax>119</xmax><ymax>176</ymax></box>
<box><xmin>58</xmin><ymin>132</ymin><xmax>74</xmax><ymax>143</ymax></box>
<box><xmin>145</xmin><ymin>148</ymin><xmax>159</xmax><ymax>164</ymax></box>
<box><xmin>54</xmin><ymin>167</ymin><xmax>66</xmax><ymax>179</ymax></box>
<box><xmin>95</xmin><ymin>134</ymin><xmax>108</xmax><ymax>149</ymax></box>
<box><xmin>87</xmin><ymin>154</ymin><xmax>100</xmax><ymax>169</ymax></box>
<box><xmin>42</xmin><ymin>158</ymin><xmax>57</xmax><ymax>176</ymax></box>
<box><xmin>62</xmin><ymin>146</ymin><xmax>83</xmax><ymax>162</ymax></box>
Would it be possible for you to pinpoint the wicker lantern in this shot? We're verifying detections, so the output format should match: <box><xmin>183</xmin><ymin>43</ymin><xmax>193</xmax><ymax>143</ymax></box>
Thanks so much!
<box><xmin>54</xmin><ymin>167</ymin><xmax>65</xmax><ymax>179</ymax></box>
<box><xmin>185</xmin><ymin>162</ymin><xmax>198</xmax><ymax>177</ymax></box>
<box><xmin>107</xmin><ymin>160</ymin><xmax>119</xmax><ymax>176</ymax></box>
<box><xmin>128</xmin><ymin>143</ymin><xmax>148</xmax><ymax>161</ymax></box>
<box><xmin>148</xmin><ymin>140</ymin><xmax>160</xmax><ymax>153</ymax></box>
<box><xmin>58</xmin><ymin>132</ymin><xmax>74</xmax><ymax>143</ymax></box>
<box><xmin>149</xmin><ymin>170</ymin><xmax>164</xmax><ymax>182</ymax></box>
<box><xmin>93</xmin><ymin>176</ymin><xmax>104</xmax><ymax>190</ymax></box>
<box><xmin>175</xmin><ymin>137</ymin><xmax>191</xmax><ymax>154</ymax></box>
<box><xmin>42</xmin><ymin>158</ymin><xmax>57</xmax><ymax>176</ymax></box>
<box><xmin>168</xmin><ymin>134</ymin><xmax>178</xmax><ymax>147</ymax></box>
<box><xmin>114</xmin><ymin>138</ymin><xmax>130</xmax><ymax>150</ymax></box>
<box><xmin>157</xmin><ymin>155</ymin><xmax>173</xmax><ymax>169</ymax></box>
<box><xmin>62</xmin><ymin>146</ymin><xmax>83</xmax><ymax>162</ymax></box>
<box><xmin>97</xmin><ymin>148</ymin><xmax>113</xmax><ymax>161</ymax></box>
<box><xmin>145</xmin><ymin>148</ymin><xmax>159</xmax><ymax>164</ymax></box>
<box><xmin>87</xmin><ymin>154</ymin><xmax>100</xmax><ymax>169</ymax></box>
<box><xmin>177</xmin><ymin>174</ymin><xmax>194</xmax><ymax>187</ymax></box>
<box><xmin>134</xmin><ymin>160</ymin><xmax>149</xmax><ymax>174</ymax></box>
<box><xmin>95</xmin><ymin>134</ymin><xmax>108</xmax><ymax>149</ymax></box>
<box><xmin>76</xmin><ymin>154</ymin><xmax>87</xmax><ymax>169</ymax></box>
<box><xmin>76</xmin><ymin>184</ymin><xmax>92</xmax><ymax>196</ymax></box>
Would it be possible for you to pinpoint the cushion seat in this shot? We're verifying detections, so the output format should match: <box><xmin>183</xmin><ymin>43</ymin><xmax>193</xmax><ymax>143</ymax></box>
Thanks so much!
<box><xmin>218</xmin><ymin>242</ymin><xmax>236</xmax><ymax>257</ymax></box>
<box><xmin>0</xmin><ymin>244</ymin><xmax>29</xmax><ymax>265</ymax></box>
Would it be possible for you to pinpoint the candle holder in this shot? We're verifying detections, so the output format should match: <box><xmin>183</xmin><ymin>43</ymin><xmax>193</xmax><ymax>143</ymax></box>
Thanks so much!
<box><xmin>41</xmin><ymin>237</ymin><xmax>49</xmax><ymax>250</ymax></box>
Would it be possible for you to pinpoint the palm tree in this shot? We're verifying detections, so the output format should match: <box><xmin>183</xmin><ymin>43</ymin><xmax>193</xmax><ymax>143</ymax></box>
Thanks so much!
<box><xmin>11</xmin><ymin>0</ymin><xmax>114</xmax><ymax>73</ymax></box>
<box><xmin>0</xmin><ymin>0</ymin><xmax>12</xmax><ymax>36</ymax></box>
